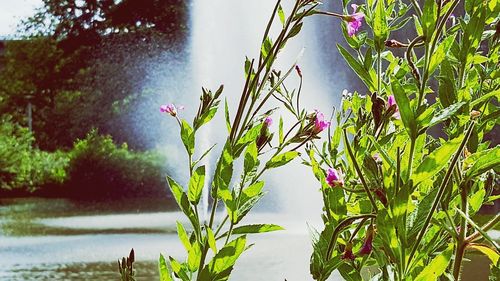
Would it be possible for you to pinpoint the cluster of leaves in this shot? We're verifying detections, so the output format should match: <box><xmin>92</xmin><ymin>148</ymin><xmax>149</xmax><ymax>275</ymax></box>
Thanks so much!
<box><xmin>307</xmin><ymin>0</ymin><xmax>499</xmax><ymax>280</ymax></box>
<box><xmin>1</xmin><ymin>0</ymin><xmax>188</xmax><ymax>151</ymax></box>
<box><xmin>0</xmin><ymin>115</ymin><xmax>68</xmax><ymax>191</ymax></box>
<box><xmin>65</xmin><ymin>130</ymin><xmax>168</xmax><ymax>199</ymax></box>
<box><xmin>0</xmin><ymin>121</ymin><xmax>167</xmax><ymax>199</ymax></box>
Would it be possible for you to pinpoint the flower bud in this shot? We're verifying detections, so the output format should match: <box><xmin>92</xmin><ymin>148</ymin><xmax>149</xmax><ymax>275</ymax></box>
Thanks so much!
<box><xmin>470</xmin><ymin>110</ymin><xmax>481</xmax><ymax>119</ymax></box>
<box><xmin>359</xmin><ymin>225</ymin><xmax>374</xmax><ymax>255</ymax></box>
<box><xmin>342</xmin><ymin>242</ymin><xmax>356</xmax><ymax>260</ymax></box>
<box><xmin>295</xmin><ymin>65</ymin><xmax>303</xmax><ymax>78</ymax></box>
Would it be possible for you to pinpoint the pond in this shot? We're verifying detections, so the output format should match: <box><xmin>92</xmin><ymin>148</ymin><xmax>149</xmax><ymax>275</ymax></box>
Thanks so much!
<box><xmin>0</xmin><ymin>198</ymin><xmax>495</xmax><ymax>280</ymax></box>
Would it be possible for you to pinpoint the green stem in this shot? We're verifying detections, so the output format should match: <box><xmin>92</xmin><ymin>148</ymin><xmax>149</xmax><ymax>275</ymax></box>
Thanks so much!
<box><xmin>343</xmin><ymin>129</ymin><xmax>379</xmax><ymax>212</ymax></box>
<box><xmin>377</xmin><ymin>50</ymin><xmax>382</xmax><ymax>94</ymax></box>
<box><xmin>466</xmin><ymin>214</ymin><xmax>500</xmax><ymax>242</ymax></box>
<box><xmin>406</xmin><ymin>122</ymin><xmax>475</xmax><ymax>271</ymax></box>
<box><xmin>325</xmin><ymin>214</ymin><xmax>377</xmax><ymax>259</ymax></box>
<box><xmin>452</xmin><ymin>182</ymin><xmax>469</xmax><ymax>280</ymax></box>
<box><xmin>406</xmin><ymin>137</ymin><xmax>416</xmax><ymax>181</ymax></box>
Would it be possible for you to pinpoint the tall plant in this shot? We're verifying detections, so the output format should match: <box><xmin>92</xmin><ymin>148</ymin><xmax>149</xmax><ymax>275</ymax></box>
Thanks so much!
<box><xmin>154</xmin><ymin>1</ymin><xmax>327</xmax><ymax>280</ymax></box>
<box><xmin>307</xmin><ymin>0</ymin><xmax>499</xmax><ymax>280</ymax></box>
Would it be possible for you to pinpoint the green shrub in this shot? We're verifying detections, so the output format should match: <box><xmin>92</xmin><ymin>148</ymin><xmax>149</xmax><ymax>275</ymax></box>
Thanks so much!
<box><xmin>66</xmin><ymin>130</ymin><xmax>167</xmax><ymax>199</ymax></box>
<box><xmin>0</xmin><ymin>116</ymin><xmax>68</xmax><ymax>191</ymax></box>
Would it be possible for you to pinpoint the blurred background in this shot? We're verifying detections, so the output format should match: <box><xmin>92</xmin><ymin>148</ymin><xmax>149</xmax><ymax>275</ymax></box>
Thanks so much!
<box><xmin>0</xmin><ymin>0</ymin><xmax>496</xmax><ymax>280</ymax></box>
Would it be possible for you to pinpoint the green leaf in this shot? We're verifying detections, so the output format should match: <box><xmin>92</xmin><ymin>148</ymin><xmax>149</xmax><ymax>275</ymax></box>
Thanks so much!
<box><xmin>265</xmin><ymin>151</ymin><xmax>299</xmax><ymax>169</ymax></box>
<box><xmin>188</xmin><ymin>165</ymin><xmax>205</xmax><ymax>205</ymax></box>
<box><xmin>218</xmin><ymin>224</ymin><xmax>284</xmax><ymax>239</ymax></box>
<box><xmin>412</xmin><ymin>135</ymin><xmax>464</xmax><ymax>186</ymax></box>
<box><xmin>180</xmin><ymin>120</ymin><xmax>195</xmax><ymax>156</ymax></box>
<box><xmin>437</xmin><ymin>59</ymin><xmax>456</xmax><ymax>107</ymax></box>
<box><xmin>376</xmin><ymin>209</ymin><xmax>401</xmax><ymax>263</ymax></box>
<box><xmin>207</xmin><ymin>227</ymin><xmax>217</xmax><ymax>253</ymax></box>
<box><xmin>428</xmin><ymin>34</ymin><xmax>456</xmax><ymax>76</ymax></box>
<box><xmin>187</xmin><ymin>241</ymin><xmax>201</xmax><ymax>272</ymax></box>
<box><xmin>468</xmin><ymin>244</ymin><xmax>499</xmax><ymax>264</ymax></box>
<box><xmin>169</xmin><ymin>256</ymin><xmax>190</xmax><ymax>281</ymax></box>
<box><xmin>325</xmin><ymin>186</ymin><xmax>347</xmax><ymax>222</ymax></box>
<box><xmin>421</xmin><ymin>0</ymin><xmax>438</xmax><ymax>39</ymax></box>
<box><xmin>234</xmin><ymin>124</ymin><xmax>263</xmax><ymax>157</ymax></box>
<box><xmin>471</xmin><ymin>89</ymin><xmax>500</xmax><ymax>108</ymax></box>
<box><xmin>196</xmin><ymin>107</ymin><xmax>218</xmax><ymax>130</ymax></box>
<box><xmin>167</xmin><ymin>176</ymin><xmax>199</xmax><ymax>232</ymax></box>
<box><xmin>338</xmin><ymin>44</ymin><xmax>377</xmax><ymax>91</ymax></box>
<box><xmin>373</xmin><ymin>0</ymin><xmax>389</xmax><ymax>51</ymax></box>
<box><xmin>176</xmin><ymin>221</ymin><xmax>191</xmax><ymax>252</ymax></box>
<box><xmin>212</xmin><ymin>142</ymin><xmax>233</xmax><ymax>198</ymax></box>
<box><xmin>407</xmin><ymin>187</ymin><xmax>439</xmax><ymax>238</ymax></box>
<box><xmin>278</xmin><ymin>4</ymin><xmax>285</xmax><ymax>26</ymax></box>
<box><xmin>159</xmin><ymin>254</ymin><xmax>173</xmax><ymax>281</ymax></box>
<box><xmin>465</xmin><ymin>147</ymin><xmax>500</xmax><ymax>180</ymax></box>
<box><xmin>279</xmin><ymin>116</ymin><xmax>284</xmax><ymax>145</ymax></box>
<box><xmin>391</xmin><ymin>79</ymin><xmax>416</xmax><ymax>138</ymax></box>
<box><xmin>414</xmin><ymin>244</ymin><xmax>453</xmax><ymax>281</ymax></box>
<box><xmin>199</xmin><ymin>236</ymin><xmax>247</xmax><ymax>280</ymax></box>
<box><xmin>244</xmin><ymin>142</ymin><xmax>258</xmax><ymax>175</ymax></box>
<box><xmin>427</xmin><ymin>102</ymin><xmax>465</xmax><ymax>128</ymax></box>
<box><xmin>224</xmin><ymin>98</ymin><xmax>231</xmax><ymax>134</ymax></box>
<box><xmin>460</xmin><ymin>2</ymin><xmax>486</xmax><ymax>67</ymax></box>
<box><xmin>287</xmin><ymin>22</ymin><xmax>303</xmax><ymax>39</ymax></box>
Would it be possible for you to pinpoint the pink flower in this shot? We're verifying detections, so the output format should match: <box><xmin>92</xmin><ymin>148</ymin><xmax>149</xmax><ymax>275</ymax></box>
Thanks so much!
<box><xmin>326</xmin><ymin>168</ymin><xmax>344</xmax><ymax>187</ymax></box>
<box><xmin>160</xmin><ymin>103</ymin><xmax>183</xmax><ymax>117</ymax></box>
<box><xmin>387</xmin><ymin>95</ymin><xmax>400</xmax><ymax>119</ymax></box>
<box><xmin>314</xmin><ymin>110</ymin><xmax>330</xmax><ymax>133</ymax></box>
<box><xmin>264</xmin><ymin>116</ymin><xmax>273</xmax><ymax>127</ymax></box>
<box><xmin>345</xmin><ymin>4</ymin><xmax>364</xmax><ymax>37</ymax></box>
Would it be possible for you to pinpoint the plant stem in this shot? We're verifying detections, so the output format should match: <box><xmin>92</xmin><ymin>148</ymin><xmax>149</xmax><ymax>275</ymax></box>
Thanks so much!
<box><xmin>377</xmin><ymin>51</ymin><xmax>382</xmax><ymax>94</ymax></box>
<box><xmin>452</xmin><ymin>182</ymin><xmax>469</xmax><ymax>280</ymax></box>
<box><xmin>343</xmin><ymin>129</ymin><xmax>379</xmax><ymax>212</ymax></box>
<box><xmin>406</xmin><ymin>137</ymin><xmax>416</xmax><ymax>181</ymax></box>
<box><xmin>406</xmin><ymin>122</ymin><xmax>475</xmax><ymax>271</ymax></box>
<box><xmin>466</xmin><ymin>214</ymin><xmax>500</xmax><ymax>242</ymax></box>
<box><xmin>325</xmin><ymin>214</ymin><xmax>377</xmax><ymax>259</ymax></box>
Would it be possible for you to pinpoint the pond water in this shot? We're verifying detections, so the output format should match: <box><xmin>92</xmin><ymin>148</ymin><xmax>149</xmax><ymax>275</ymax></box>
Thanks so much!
<box><xmin>0</xmin><ymin>198</ymin><xmax>495</xmax><ymax>280</ymax></box>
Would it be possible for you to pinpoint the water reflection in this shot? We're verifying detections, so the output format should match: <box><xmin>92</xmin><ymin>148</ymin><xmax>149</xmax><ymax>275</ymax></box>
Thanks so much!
<box><xmin>0</xmin><ymin>198</ymin><xmax>496</xmax><ymax>280</ymax></box>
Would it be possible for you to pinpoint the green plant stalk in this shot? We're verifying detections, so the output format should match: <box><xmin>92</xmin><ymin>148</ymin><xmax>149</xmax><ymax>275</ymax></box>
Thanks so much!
<box><xmin>466</xmin><ymin>214</ymin><xmax>500</xmax><ymax>242</ymax></box>
<box><xmin>455</xmin><ymin>208</ymin><xmax>500</xmax><ymax>251</ymax></box>
<box><xmin>452</xmin><ymin>181</ymin><xmax>469</xmax><ymax>280</ymax></box>
<box><xmin>234</xmin><ymin>1</ymin><xmax>303</xmax><ymax>142</ymax></box>
<box><xmin>406</xmin><ymin>122</ymin><xmax>475</xmax><ymax>271</ymax></box>
<box><xmin>377</xmin><ymin>50</ymin><xmax>382</xmax><ymax>94</ymax></box>
<box><xmin>343</xmin><ymin>129</ymin><xmax>379</xmax><ymax>212</ymax></box>
<box><xmin>406</xmin><ymin>137</ymin><xmax>416</xmax><ymax>181</ymax></box>
<box><xmin>410</xmin><ymin>0</ymin><xmax>423</xmax><ymax>17</ymax></box>
<box><xmin>325</xmin><ymin>214</ymin><xmax>377</xmax><ymax>259</ymax></box>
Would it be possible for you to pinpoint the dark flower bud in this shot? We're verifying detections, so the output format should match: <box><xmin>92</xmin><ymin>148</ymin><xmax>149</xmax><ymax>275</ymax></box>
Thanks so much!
<box><xmin>359</xmin><ymin>225</ymin><xmax>374</xmax><ymax>255</ymax></box>
<box><xmin>374</xmin><ymin>188</ymin><xmax>388</xmax><ymax>206</ymax></box>
<box><xmin>295</xmin><ymin>65</ymin><xmax>303</xmax><ymax>78</ymax></box>
<box><xmin>342</xmin><ymin>242</ymin><xmax>356</xmax><ymax>260</ymax></box>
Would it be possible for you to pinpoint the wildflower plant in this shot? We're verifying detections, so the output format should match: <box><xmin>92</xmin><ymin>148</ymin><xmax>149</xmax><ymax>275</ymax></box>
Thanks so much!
<box><xmin>307</xmin><ymin>0</ymin><xmax>499</xmax><ymax>280</ymax></box>
<box><xmin>155</xmin><ymin>1</ymin><xmax>328</xmax><ymax>280</ymax></box>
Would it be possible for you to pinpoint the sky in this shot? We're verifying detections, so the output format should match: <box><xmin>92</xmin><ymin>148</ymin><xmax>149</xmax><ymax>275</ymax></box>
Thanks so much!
<box><xmin>0</xmin><ymin>0</ymin><xmax>41</xmax><ymax>37</ymax></box>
